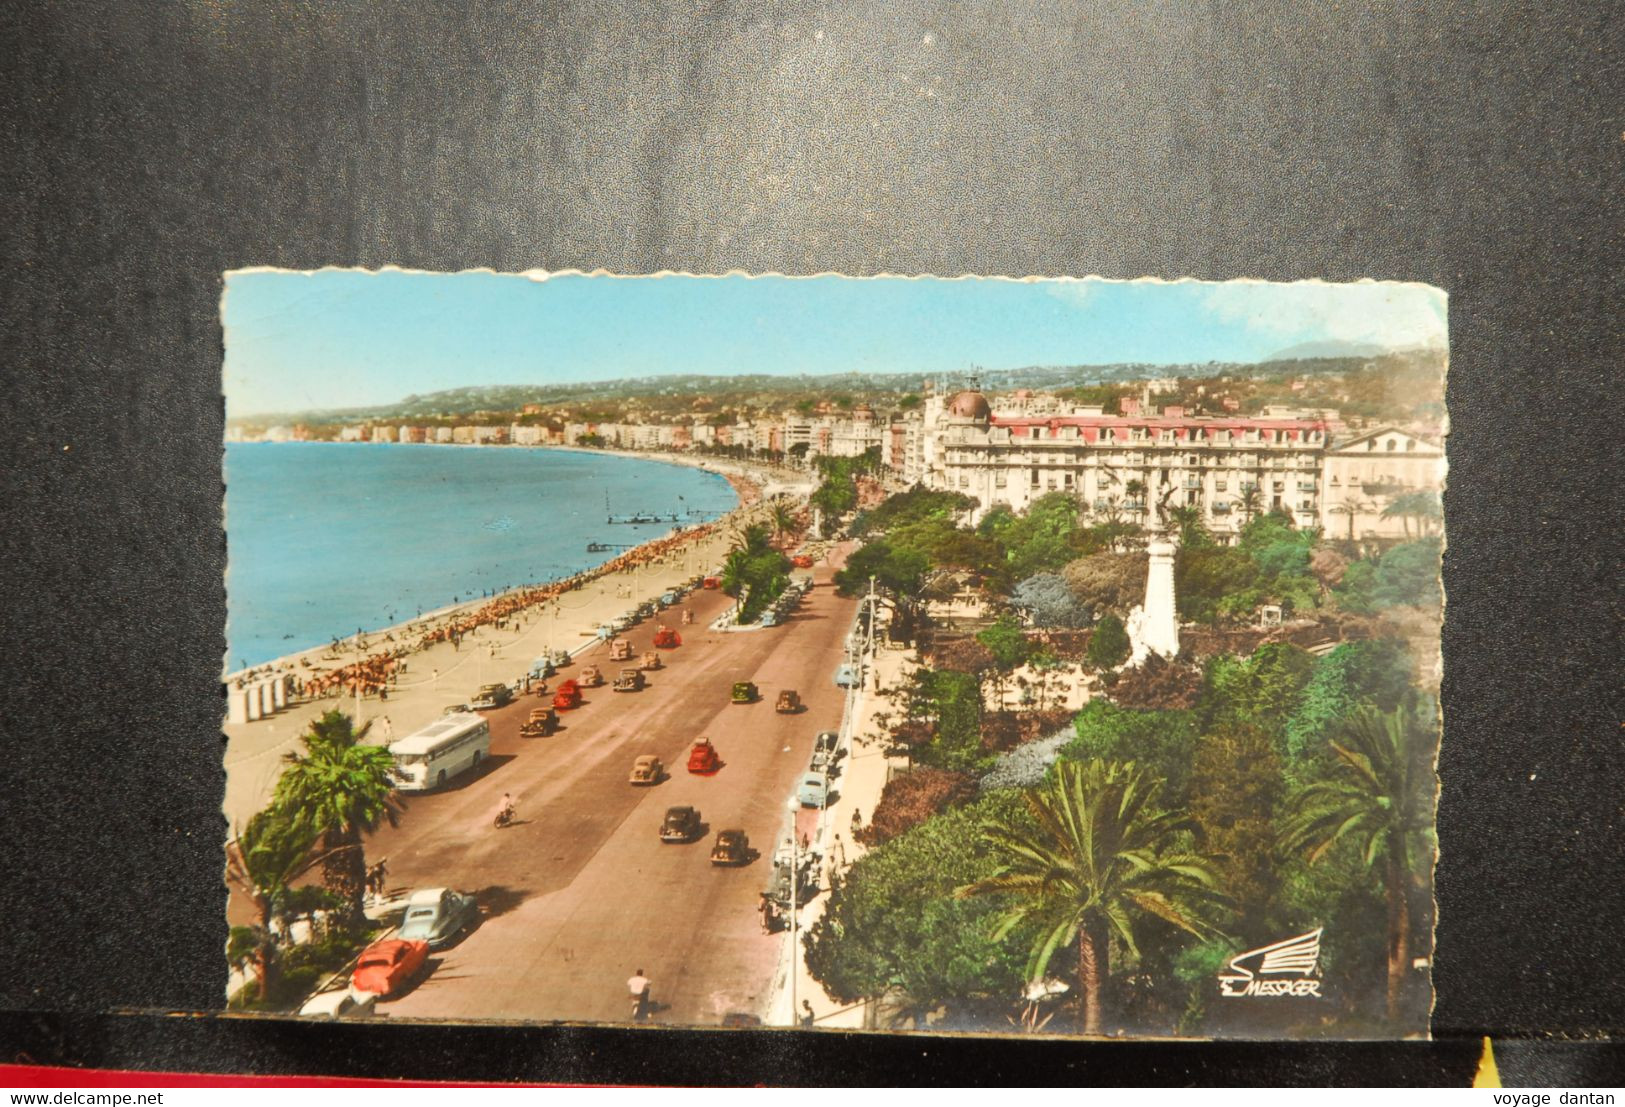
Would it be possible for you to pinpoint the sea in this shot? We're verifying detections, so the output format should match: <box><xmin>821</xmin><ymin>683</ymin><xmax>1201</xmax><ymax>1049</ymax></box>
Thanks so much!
<box><xmin>224</xmin><ymin>443</ymin><xmax>739</xmax><ymax>672</ymax></box>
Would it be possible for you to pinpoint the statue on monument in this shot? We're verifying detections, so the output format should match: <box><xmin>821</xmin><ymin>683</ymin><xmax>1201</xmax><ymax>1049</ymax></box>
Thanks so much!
<box><xmin>1126</xmin><ymin>486</ymin><xmax>1183</xmax><ymax>666</ymax></box>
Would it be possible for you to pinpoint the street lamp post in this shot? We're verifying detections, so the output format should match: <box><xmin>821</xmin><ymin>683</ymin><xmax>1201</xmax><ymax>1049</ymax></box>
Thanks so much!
<box><xmin>786</xmin><ymin>795</ymin><xmax>799</xmax><ymax>1025</ymax></box>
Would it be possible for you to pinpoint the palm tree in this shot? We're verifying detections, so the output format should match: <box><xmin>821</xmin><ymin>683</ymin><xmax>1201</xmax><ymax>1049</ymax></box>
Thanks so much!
<box><xmin>1381</xmin><ymin>491</ymin><xmax>1441</xmax><ymax>539</ymax></box>
<box><xmin>273</xmin><ymin>710</ymin><xmax>400</xmax><ymax>927</ymax></box>
<box><xmin>1280</xmin><ymin>698</ymin><xmax>1436</xmax><ymax>1025</ymax></box>
<box><xmin>1238</xmin><ymin>485</ymin><xmax>1263</xmax><ymax>525</ymax></box>
<box><xmin>225</xmin><ymin>807</ymin><xmax>322</xmax><ymax>1003</ymax></box>
<box><xmin>768</xmin><ymin>499</ymin><xmax>799</xmax><ymax>543</ymax></box>
<box><xmin>958</xmin><ymin>760</ymin><xmax>1225</xmax><ymax>1034</ymax></box>
<box><xmin>1329</xmin><ymin>495</ymin><xmax>1371</xmax><ymax>543</ymax></box>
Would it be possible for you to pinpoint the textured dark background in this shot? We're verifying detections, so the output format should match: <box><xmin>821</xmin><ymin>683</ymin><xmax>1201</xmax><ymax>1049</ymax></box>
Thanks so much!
<box><xmin>2</xmin><ymin>0</ymin><xmax>1620</xmax><ymax>1087</ymax></box>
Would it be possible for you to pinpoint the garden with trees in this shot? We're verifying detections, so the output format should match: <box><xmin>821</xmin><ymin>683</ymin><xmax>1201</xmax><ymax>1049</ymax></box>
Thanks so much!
<box><xmin>226</xmin><ymin>710</ymin><xmax>399</xmax><ymax>1010</ymax></box>
<box><xmin>807</xmin><ymin>482</ymin><xmax>1441</xmax><ymax>1038</ymax></box>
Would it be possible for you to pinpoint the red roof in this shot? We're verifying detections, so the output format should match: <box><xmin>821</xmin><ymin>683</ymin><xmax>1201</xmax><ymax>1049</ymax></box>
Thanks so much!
<box><xmin>988</xmin><ymin>414</ymin><xmax>1327</xmax><ymax>436</ymax></box>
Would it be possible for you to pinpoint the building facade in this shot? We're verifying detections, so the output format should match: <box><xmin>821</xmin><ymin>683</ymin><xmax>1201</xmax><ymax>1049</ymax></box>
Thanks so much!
<box><xmin>1319</xmin><ymin>426</ymin><xmax>1444</xmax><ymax>541</ymax></box>
<box><xmin>920</xmin><ymin>388</ymin><xmax>1329</xmax><ymax>541</ymax></box>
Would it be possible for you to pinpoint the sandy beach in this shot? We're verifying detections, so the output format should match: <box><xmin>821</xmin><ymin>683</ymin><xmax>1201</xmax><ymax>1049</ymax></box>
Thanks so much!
<box><xmin>221</xmin><ymin>453</ymin><xmax>811</xmax><ymax>829</ymax></box>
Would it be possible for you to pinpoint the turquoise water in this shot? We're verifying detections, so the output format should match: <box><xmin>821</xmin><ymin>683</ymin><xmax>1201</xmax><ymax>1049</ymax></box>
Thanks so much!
<box><xmin>224</xmin><ymin>443</ymin><xmax>737</xmax><ymax>671</ymax></box>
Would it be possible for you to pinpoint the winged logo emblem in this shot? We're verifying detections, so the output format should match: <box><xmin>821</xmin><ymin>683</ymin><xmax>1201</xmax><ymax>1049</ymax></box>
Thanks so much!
<box><xmin>1218</xmin><ymin>928</ymin><xmax>1324</xmax><ymax>998</ymax></box>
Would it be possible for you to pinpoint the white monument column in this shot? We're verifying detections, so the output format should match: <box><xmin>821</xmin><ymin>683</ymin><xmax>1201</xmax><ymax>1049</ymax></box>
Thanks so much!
<box><xmin>228</xmin><ymin>688</ymin><xmax>248</xmax><ymax>725</ymax></box>
<box><xmin>246</xmin><ymin>685</ymin><xmax>261</xmax><ymax>721</ymax></box>
<box><xmin>272</xmin><ymin>676</ymin><xmax>287</xmax><ymax>710</ymax></box>
<box><xmin>1128</xmin><ymin>538</ymin><xmax>1181</xmax><ymax>665</ymax></box>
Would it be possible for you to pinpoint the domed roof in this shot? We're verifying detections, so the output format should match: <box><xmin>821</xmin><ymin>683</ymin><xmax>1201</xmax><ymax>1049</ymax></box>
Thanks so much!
<box><xmin>945</xmin><ymin>389</ymin><xmax>991</xmax><ymax>420</ymax></box>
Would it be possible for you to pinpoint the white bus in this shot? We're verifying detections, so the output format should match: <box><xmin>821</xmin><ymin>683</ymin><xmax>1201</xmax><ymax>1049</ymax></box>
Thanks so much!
<box><xmin>390</xmin><ymin>714</ymin><xmax>491</xmax><ymax>792</ymax></box>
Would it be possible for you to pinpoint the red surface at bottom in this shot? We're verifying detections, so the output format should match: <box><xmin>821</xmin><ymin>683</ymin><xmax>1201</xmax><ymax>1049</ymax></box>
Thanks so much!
<box><xmin>0</xmin><ymin>1064</ymin><xmax>593</xmax><ymax>1088</ymax></box>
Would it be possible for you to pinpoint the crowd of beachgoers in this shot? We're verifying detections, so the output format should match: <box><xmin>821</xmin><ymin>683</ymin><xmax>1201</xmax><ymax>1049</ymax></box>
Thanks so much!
<box><xmin>226</xmin><ymin>467</ymin><xmax>765</xmax><ymax>705</ymax></box>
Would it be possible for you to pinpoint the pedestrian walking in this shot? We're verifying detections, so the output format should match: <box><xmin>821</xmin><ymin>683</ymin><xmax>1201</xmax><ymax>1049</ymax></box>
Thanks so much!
<box><xmin>850</xmin><ymin>808</ymin><xmax>862</xmax><ymax>837</ymax></box>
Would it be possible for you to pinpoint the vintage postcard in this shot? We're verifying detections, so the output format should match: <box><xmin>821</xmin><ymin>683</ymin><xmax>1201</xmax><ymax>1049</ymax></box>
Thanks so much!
<box><xmin>222</xmin><ymin>272</ymin><xmax>1445</xmax><ymax>1038</ymax></box>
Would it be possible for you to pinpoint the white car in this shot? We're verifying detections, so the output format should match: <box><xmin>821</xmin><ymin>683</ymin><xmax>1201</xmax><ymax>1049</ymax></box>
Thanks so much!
<box><xmin>297</xmin><ymin>989</ymin><xmax>378</xmax><ymax>1019</ymax></box>
<box><xmin>396</xmin><ymin>887</ymin><xmax>480</xmax><ymax>949</ymax></box>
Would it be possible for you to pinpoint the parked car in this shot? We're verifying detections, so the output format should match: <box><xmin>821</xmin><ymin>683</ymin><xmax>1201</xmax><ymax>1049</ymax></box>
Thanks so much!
<box><xmin>815</xmin><ymin>730</ymin><xmax>840</xmax><ymax>759</ymax></box>
<box><xmin>628</xmin><ymin>755</ymin><xmax>664</xmax><ymax>785</ymax></box>
<box><xmin>710</xmin><ymin>829</ymin><xmax>753</xmax><ymax>867</ymax></box>
<box><xmin>613</xmin><ymin>667</ymin><xmax>646</xmax><ymax>692</ymax></box>
<box><xmin>660</xmin><ymin>805</ymin><xmax>702</xmax><ymax>843</ymax></box>
<box><xmin>759</xmin><ymin>611</ymin><xmax>779</xmax><ymax>627</ymax></box>
<box><xmin>687</xmin><ymin>738</ymin><xmax>721</xmax><ymax>774</ymax></box>
<box><xmin>791</xmin><ymin>554</ymin><xmax>815</xmax><ymax>569</ymax></box>
<box><xmin>834</xmin><ymin>664</ymin><xmax>858</xmax><ymax>688</ymax></box>
<box><xmin>470</xmin><ymin>683</ymin><xmax>512</xmax><ymax>709</ymax></box>
<box><xmin>297</xmin><ymin>989</ymin><xmax>378</xmax><ymax>1020</ymax></box>
<box><xmin>443</xmin><ymin>703</ymin><xmax>473</xmax><ymax>715</ymax></box>
<box><xmin>660</xmin><ymin>590</ymin><xmax>679</xmax><ymax>606</ymax></box>
<box><xmin>396</xmin><ymin>887</ymin><xmax>479</xmax><ymax>949</ymax></box>
<box><xmin>351</xmin><ymin>938</ymin><xmax>429</xmax><ymax>997</ymax></box>
<box><xmin>796</xmin><ymin>772</ymin><xmax>828</xmax><ymax>808</ymax></box>
<box><xmin>731</xmin><ymin>681</ymin><xmax>758</xmax><ymax>704</ymax></box>
<box><xmin>703</xmin><ymin>576</ymin><xmax>721</xmax><ymax>589</ymax></box>
<box><xmin>775</xmin><ymin>690</ymin><xmax>802</xmax><ymax>714</ymax></box>
<box><xmin>528</xmin><ymin>655</ymin><xmax>556</xmax><ymax>680</ymax></box>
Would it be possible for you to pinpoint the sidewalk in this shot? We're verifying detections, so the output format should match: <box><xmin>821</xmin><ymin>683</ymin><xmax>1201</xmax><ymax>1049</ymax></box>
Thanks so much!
<box><xmin>768</xmin><ymin>622</ymin><xmax>916</xmax><ymax>1030</ymax></box>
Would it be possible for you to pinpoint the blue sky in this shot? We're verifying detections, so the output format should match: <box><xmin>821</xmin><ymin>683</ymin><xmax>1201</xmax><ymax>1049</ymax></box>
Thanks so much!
<box><xmin>221</xmin><ymin>271</ymin><xmax>1446</xmax><ymax>417</ymax></box>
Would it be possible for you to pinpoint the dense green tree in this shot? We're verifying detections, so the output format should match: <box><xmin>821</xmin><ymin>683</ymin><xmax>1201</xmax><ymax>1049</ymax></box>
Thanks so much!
<box><xmin>721</xmin><ymin>523</ymin><xmax>792</xmax><ymax>622</ymax></box>
<box><xmin>904</xmin><ymin>668</ymin><xmax>988</xmax><ymax>773</ymax></box>
<box><xmin>1063</xmin><ymin>552</ymin><xmax>1147</xmax><ymax>617</ymax></box>
<box><xmin>1175</xmin><ymin>546</ymin><xmax>1257</xmax><ymax>624</ymax></box>
<box><xmin>804</xmin><ymin>791</ymin><xmax>1036</xmax><ymax>1022</ymax></box>
<box><xmin>1197</xmin><ymin>643</ymin><xmax>1315</xmax><ymax>735</ymax></box>
<box><xmin>1283</xmin><ymin>640</ymin><xmax>1414</xmax><ymax>771</ymax></box>
<box><xmin>225</xmin><ymin>808</ymin><xmax>322</xmax><ymax>1003</ymax></box>
<box><xmin>1333</xmin><ymin>538</ymin><xmax>1442</xmax><ymax>613</ymax></box>
<box><xmin>1165</xmin><ymin>505</ymin><xmax>1215</xmax><ymax>549</ymax></box>
<box><xmin>1010</xmin><ymin>572</ymin><xmax>1093</xmax><ymax>629</ymax></box>
<box><xmin>853</xmin><ymin>486</ymin><xmax>975</xmax><ymax>536</ymax></box>
<box><xmin>835</xmin><ymin>540</ymin><xmax>929</xmax><ymax>598</ymax></box>
<box><xmin>1188</xmin><ymin>724</ymin><xmax>1285</xmax><ymax>942</ymax></box>
<box><xmin>1061</xmin><ymin>700</ymin><xmax>1200</xmax><ymax>806</ymax></box>
<box><xmin>1087</xmin><ymin>613</ymin><xmax>1131</xmax><ymax>670</ymax></box>
<box><xmin>959</xmin><ymin>760</ymin><xmax>1226</xmax><ymax>1035</ymax></box>
<box><xmin>272</xmin><ymin>711</ymin><xmax>400</xmax><ymax>926</ymax></box>
<box><xmin>1280</xmin><ymin>698</ymin><xmax>1437</xmax><ymax>1025</ymax></box>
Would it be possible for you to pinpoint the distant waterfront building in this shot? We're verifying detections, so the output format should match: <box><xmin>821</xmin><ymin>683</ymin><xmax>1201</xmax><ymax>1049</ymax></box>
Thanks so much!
<box><xmin>1319</xmin><ymin>426</ymin><xmax>1444</xmax><ymax>542</ymax></box>
<box><xmin>451</xmin><ymin>425</ymin><xmax>476</xmax><ymax>444</ymax></box>
<box><xmin>433</xmin><ymin>427</ymin><xmax>454</xmax><ymax>444</ymax></box>
<box><xmin>511</xmin><ymin>424</ymin><xmax>545</xmax><ymax>446</ymax></box>
<box><xmin>400</xmin><ymin>425</ymin><xmax>426</xmax><ymax>444</ymax></box>
<box><xmin>917</xmin><ymin>387</ymin><xmax>1329</xmax><ymax>541</ymax></box>
<box><xmin>338</xmin><ymin>425</ymin><xmax>365</xmax><ymax>442</ymax></box>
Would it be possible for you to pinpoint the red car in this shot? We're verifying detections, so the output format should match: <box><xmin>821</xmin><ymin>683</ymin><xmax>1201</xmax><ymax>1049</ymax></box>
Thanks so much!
<box><xmin>791</xmin><ymin>554</ymin><xmax>814</xmax><ymax>569</ymax></box>
<box><xmin>552</xmin><ymin>678</ymin><xmax>582</xmax><ymax>710</ymax></box>
<box><xmin>702</xmin><ymin>576</ymin><xmax>721</xmax><ymax>590</ymax></box>
<box><xmin>351</xmin><ymin>938</ymin><xmax>429</xmax><ymax>998</ymax></box>
<box><xmin>687</xmin><ymin>738</ymin><xmax>721</xmax><ymax>775</ymax></box>
<box><xmin>652</xmin><ymin>626</ymin><xmax>681</xmax><ymax>649</ymax></box>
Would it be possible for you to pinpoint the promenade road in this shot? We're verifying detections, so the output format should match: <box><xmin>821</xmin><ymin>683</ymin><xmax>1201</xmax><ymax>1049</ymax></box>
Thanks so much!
<box><xmin>369</xmin><ymin>551</ymin><xmax>856</xmax><ymax>1026</ymax></box>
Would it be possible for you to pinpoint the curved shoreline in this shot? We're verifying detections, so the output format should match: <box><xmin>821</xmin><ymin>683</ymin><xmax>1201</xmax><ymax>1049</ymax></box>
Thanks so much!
<box><xmin>223</xmin><ymin>450</ymin><xmax>792</xmax><ymax>685</ymax></box>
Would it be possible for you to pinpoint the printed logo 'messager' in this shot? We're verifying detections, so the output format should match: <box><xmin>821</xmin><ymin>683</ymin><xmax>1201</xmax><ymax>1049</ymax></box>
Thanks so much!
<box><xmin>1218</xmin><ymin>928</ymin><xmax>1324</xmax><ymax>998</ymax></box>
